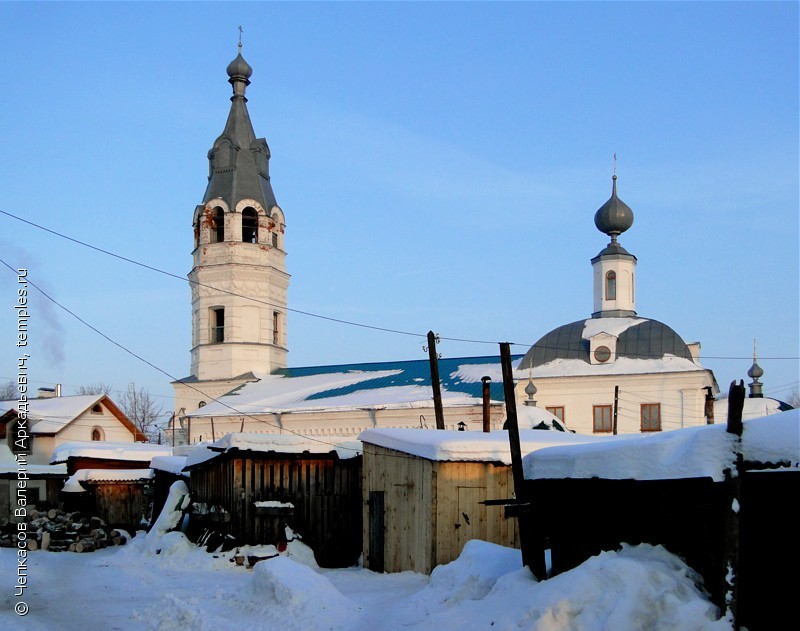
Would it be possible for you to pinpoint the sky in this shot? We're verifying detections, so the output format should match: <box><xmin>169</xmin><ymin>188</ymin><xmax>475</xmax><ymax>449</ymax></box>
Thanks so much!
<box><xmin>0</xmin><ymin>2</ymin><xmax>797</xmax><ymax>415</ymax></box>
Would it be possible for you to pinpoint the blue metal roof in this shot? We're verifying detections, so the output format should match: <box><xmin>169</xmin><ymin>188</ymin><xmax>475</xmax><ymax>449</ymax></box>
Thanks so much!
<box><xmin>274</xmin><ymin>355</ymin><xmax>522</xmax><ymax>403</ymax></box>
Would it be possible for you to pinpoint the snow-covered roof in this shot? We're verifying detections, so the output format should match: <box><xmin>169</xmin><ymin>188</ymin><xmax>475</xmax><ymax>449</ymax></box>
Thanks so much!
<box><xmin>50</xmin><ymin>440</ymin><xmax>172</xmax><ymax>464</ymax></box>
<box><xmin>184</xmin><ymin>433</ymin><xmax>362</xmax><ymax>469</ymax></box>
<box><xmin>517</xmin><ymin>317</ymin><xmax>710</xmax><ymax>378</ymax></box>
<box><xmin>62</xmin><ymin>468</ymin><xmax>154</xmax><ymax>492</ymax></box>
<box><xmin>149</xmin><ymin>455</ymin><xmax>188</xmax><ymax>476</ymax></box>
<box><xmin>713</xmin><ymin>396</ymin><xmax>790</xmax><ymax>423</ymax></box>
<box><xmin>1</xmin><ymin>394</ymin><xmax>103</xmax><ymax>434</ymax></box>
<box><xmin>0</xmin><ymin>393</ymin><xmax>143</xmax><ymax>439</ymax></box>
<box><xmin>185</xmin><ymin>356</ymin><xmax>523</xmax><ymax>419</ymax></box>
<box><xmin>523</xmin><ymin>409</ymin><xmax>800</xmax><ymax>482</ymax></box>
<box><xmin>359</xmin><ymin>427</ymin><xmax>617</xmax><ymax>464</ymax></box>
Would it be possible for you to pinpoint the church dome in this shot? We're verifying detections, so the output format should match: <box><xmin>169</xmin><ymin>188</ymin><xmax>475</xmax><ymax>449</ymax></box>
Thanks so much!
<box><xmin>519</xmin><ymin>317</ymin><xmax>694</xmax><ymax>371</ymax></box>
<box><xmin>594</xmin><ymin>175</ymin><xmax>634</xmax><ymax>238</ymax></box>
<box><xmin>226</xmin><ymin>52</ymin><xmax>253</xmax><ymax>80</ymax></box>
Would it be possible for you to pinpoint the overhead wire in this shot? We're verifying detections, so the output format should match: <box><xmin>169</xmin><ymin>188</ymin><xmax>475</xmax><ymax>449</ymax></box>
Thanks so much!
<box><xmin>2</xmin><ymin>207</ymin><xmax>798</xmax><ymax>359</ymax></box>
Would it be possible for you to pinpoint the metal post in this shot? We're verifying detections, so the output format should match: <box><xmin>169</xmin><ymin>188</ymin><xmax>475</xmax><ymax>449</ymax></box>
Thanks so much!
<box><xmin>612</xmin><ymin>385</ymin><xmax>619</xmax><ymax>435</ymax></box>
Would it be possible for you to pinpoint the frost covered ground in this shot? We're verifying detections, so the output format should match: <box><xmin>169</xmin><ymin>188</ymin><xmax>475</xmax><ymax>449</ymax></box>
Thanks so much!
<box><xmin>1</xmin><ymin>533</ymin><xmax>731</xmax><ymax>631</ymax></box>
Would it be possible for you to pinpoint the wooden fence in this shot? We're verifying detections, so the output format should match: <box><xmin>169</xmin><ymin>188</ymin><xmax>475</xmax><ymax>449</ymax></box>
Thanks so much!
<box><xmin>187</xmin><ymin>451</ymin><xmax>362</xmax><ymax>567</ymax></box>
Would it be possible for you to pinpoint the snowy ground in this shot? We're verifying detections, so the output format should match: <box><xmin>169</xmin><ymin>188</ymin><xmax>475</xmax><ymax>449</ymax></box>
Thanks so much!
<box><xmin>1</xmin><ymin>533</ymin><xmax>732</xmax><ymax>631</ymax></box>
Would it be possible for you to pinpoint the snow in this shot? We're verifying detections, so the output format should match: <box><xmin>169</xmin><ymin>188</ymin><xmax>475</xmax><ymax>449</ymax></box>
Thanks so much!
<box><xmin>713</xmin><ymin>396</ymin><xmax>787</xmax><ymax>423</ymax></box>
<box><xmin>524</xmin><ymin>409</ymin><xmax>799</xmax><ymax>481</ymax></box>
<box><xmin>525</xmin><ymin>354</ymin><xmax>703</xmax><ymax>378</ymax></box>
<box><xmin>1</xmin><ymin>394</ymin><xmax>104</xmax><ymax>434</ymax></box>
<box><xmin>186</xmin><ymin>369</ymin><xmax>483</xmax><ymax>418</ymax></box>
<box><xmin>359</xmin><ymin>427</ymin><xmax>612</xmax><ymax>464</ymax></box>
<box><xmin>581</xmin><ymin>317</ymin><xmax>648</xmax><ymax>340</ymax></box>
<box><xmin>50</xmin><ymin>441</ymin><xmax>172</xmax><ymax>464</ymax></box>
<box><xmin>62</xmin><ymin>468</ymin><xmax>154</xmax><ymax>492</ymax></box>
<box><xmin>184</xmin><ymin>433</ymin><xmax>362</xmax><ymax>470</ymax></box>
<box><xmin>0</xmin><ymin>536</ymin><xmax>730</xmax><ymax>630</ymax></box>
<box><xmin>149</xmin><ymin>455</ymin><xmax>188</xmax><ymax>475</ymax></box>
<box><xmin>254</xmin><ymin>500</ymin><xmax>294</xmax><ymax>508</ymax></box>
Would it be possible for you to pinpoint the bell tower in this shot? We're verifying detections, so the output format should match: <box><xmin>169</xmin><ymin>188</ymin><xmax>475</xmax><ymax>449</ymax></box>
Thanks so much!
<box><xmin>173</xmin><ymin>46</ymin><xmax>289</xmax><ymax>417</ymax></box>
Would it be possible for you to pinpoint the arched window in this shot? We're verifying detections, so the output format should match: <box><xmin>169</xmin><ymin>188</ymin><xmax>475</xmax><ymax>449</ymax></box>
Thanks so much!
<box><xmin>242</xmin><ymin>207</ymin><xmax>258</xmax><ymax>243</ymax></box>
<box><xmin>198</xmin><ymin>401</ymin><xmax>206</xmax><ymax>408</ymax></box>
<box><xmin>210</xmin><ymin>207</ymin><xmax>225</xmax><ymax>243</ymax></box>
<box><xmin>91</xmin><ymin>427</ymin><xmax>104</xmax><ymax>441</ymax></box>
<box><xmin>605</xmin><ymin>271</ymin><xmax>616</xmax><ymax>301</ymax></box>
<box><xmin>91</xmin><ymin>404</ymin><xmax>102</xmax><ymax>414</ymax></box>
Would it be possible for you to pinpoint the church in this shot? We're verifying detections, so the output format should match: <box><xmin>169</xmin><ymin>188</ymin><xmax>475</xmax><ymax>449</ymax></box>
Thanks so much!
<box><xmin>170</xmin><ymin>49</ymin><xmax>725</xmax><ymax>443</ymax></box>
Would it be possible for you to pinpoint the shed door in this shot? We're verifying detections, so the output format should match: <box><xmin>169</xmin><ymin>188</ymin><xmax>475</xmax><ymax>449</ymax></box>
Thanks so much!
<box><xmin>456</xmin><ymin>486</ymin><xmax>486</xmax><ymax>551</ymax></box>
<box><xmin>368</xmin><ymin>491</ymin><xmax>385</xmax><ymax>573</ymax></box>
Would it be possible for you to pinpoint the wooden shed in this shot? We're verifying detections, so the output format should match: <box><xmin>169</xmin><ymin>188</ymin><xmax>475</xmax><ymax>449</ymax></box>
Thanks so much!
<box><xmin>184</xmin><ymin>433</ymin><xmax>362</xmax><ymax>568</ymax></box>
<box><xmin>360</xmin><ymin>427</ymin><xmax>590</xmax><ymax>574</ymax></box>
<box><xmin>62</xmin><ymin>468</ymin><xmax>154</xmax><ymax>533</ymax></box>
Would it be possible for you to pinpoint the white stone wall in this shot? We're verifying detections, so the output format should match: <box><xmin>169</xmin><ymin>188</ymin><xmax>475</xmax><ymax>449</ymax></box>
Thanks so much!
<box><xmin>515</xmin><ymin>369</ymin><xmax>715</xmax><ymax>435</ymax></box>
<box><xmin>188</xmin><ymin>199</ymin><xmax>289</xmax><ymax>381</ymax></box>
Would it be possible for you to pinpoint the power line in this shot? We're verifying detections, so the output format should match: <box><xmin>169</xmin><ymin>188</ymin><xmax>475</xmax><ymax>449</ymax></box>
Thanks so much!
<box><xmin>3</xmin><ymin>207</ymin><xmax>798</xmax><ymax>359</ymax></box>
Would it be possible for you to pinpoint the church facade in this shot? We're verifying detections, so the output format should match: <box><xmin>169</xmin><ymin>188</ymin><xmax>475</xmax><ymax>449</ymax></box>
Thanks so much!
<box><xmin>172</xmin><ymin>50</ymin><xmax>722</xmax><ymax>443</ymax></box>
<box><xmin>513</xmin><ymin>175</ymin><xmax>718</xmax><ymax>435</ymax></box>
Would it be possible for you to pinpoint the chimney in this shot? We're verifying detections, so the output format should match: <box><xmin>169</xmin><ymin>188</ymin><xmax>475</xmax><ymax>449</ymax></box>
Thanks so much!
<box><xmin>55</xmin><ymin>383</ymin><xmax>62</xmax><ymax>397</ymax></box>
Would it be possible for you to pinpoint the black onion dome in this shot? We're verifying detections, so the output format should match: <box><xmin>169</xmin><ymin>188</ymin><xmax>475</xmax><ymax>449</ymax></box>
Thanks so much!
<box><xmin>594</xmin><ymin>175</ymin><xmax>634</xmax><ymax>238</ymax></box>
<box><xmin>519</xmin><ymin>318</ymin><xmax>694</xmax><ymax>371</ymax></box>
<box><xmin>226</xmin><ymin>52</ymin><xmax>253</xmax><ymax>80</ymax></box>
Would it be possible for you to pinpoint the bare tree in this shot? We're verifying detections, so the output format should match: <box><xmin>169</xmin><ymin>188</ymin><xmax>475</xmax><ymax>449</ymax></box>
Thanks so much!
<box><xmin>0</xmin><ymin>380</ymin><xmax>17</xmax><ymax>400</ymax></box>
<box><xmin>120</xmin><ymin>382</ymin><xmax>164</xmax><ymax>443</ymax></box>
<box><xmin>76</xmin><ymin>382</ymin><xmax>114</xmax><ymax>396</ymax></box>
<box><xmin>787</xmin><ymin>388</ymin><xmax>800</xmax><ymax>409</ymax></box>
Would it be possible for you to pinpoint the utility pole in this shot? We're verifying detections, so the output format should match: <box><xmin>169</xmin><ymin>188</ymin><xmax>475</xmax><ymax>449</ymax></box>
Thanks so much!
<box><xmin>426</xmin><ymin>331</ymin><xmax>445</xmax><ymax>430</ymax></box>
<box><xmin>481</xmin><ymin>376</ymin><xmax>492</xmax><ymax>433</ymax></box>
<box><xmin>612</xmin><ymin>385</ymin><xmax>619</xmax><ymax>435</ymax></box>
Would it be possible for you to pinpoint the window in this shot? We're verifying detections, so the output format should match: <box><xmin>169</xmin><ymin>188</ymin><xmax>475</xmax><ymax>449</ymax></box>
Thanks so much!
<box><xmin>210</xmin><ymin>307</ymin><xmax>225</xmax><ymax>343</ymax></box>
<box><xmin>242</xmin><ymin>207</ymin><xmax>258</xmax><ymax>243</ymax></box>
<box><xmin>198</xmin><ymin>401</ymin><xmax>206</xmax><ymax>408</ymax></box>
<box><xmin>593</xmin><ymin>405</ymin><xmax>613</xmax><ymax>433</ymax></box>
<box><xmin>91</xmin><ymin>404</ymin><xmax>102</xmax><ymax>414</ymax></box>
<box><xmin>273</xmin><ymin>311</ymin><xmax>280</xmax><ymax>345</ymax></box>
<box><xmin>593</xmin><ymin>345</ymin><xmax>611</xmax><ymax>363</ymax></box>
<box><xmin>272</xmin><ymin>230</ymin><xmax>278</xmax><ymax>248</ymax></box>
<box><xmin>546</xmin><ymin>406</ymin><xmax>565</xmax><ymax>422</ymax></box>
<box><xmin>605</xmin><ymin>271</ymin><xmax>616</xmax><ymax>300</ymax></box>
<box><xmin>211</xmin><ymin>207</ymin><xmax>225</xmax><ymax>243</ymax></box>
<box><xmin>641</xmin><ymin>404</ymin><xmax>661</xmax><ymax>432</ymax></box>
<box><xmin>91</xmin><ymin>427</ymin><xmax>104</xmax><ymax>441</ymax></box>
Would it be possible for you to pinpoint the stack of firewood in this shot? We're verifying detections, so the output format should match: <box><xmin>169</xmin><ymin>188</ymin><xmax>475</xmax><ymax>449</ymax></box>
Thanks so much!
<box><xmin>0</xmin><ymin>509</ymin><xmax>128</xmax><ymax>552</ymax></box>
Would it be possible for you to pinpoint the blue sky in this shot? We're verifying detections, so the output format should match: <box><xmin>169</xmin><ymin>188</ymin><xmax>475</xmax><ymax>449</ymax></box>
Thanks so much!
<box><xmin>1</xmin><ymin>1</ymin><xmax>797</xmax><ymax>413</ymax></box>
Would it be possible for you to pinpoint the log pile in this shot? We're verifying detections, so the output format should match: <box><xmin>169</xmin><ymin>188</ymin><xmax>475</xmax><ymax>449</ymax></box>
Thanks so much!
<box><xmin>0</xmin><ymin>509</ymin><xmax>128</xmax><ymax>552</ymax></box>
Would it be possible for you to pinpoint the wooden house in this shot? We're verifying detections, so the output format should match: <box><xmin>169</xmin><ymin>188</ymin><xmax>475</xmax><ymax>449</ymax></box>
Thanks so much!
<box><xmin>359</xmin><ymin>424</ymin><xmax>595</xmax><ymax>574</ymax></box>
<box><xmin>184</xmin><ymin>433</ymin><xmax>362</xmax><ymax>567</ymax></box>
